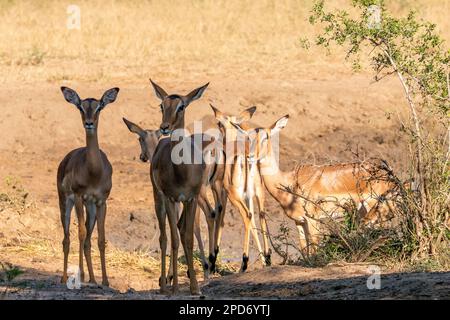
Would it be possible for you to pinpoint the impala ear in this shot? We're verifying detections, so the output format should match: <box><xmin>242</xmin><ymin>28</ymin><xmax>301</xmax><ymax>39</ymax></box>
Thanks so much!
<box><xmin>210</xmin><ymin>104</ymin><xmax>227</xmax><ymax>123</ymax></box>
<box><xmin>270</xmin><ymin>115</ymin><xmax>289</xmax><ymax>135</ymax></box>
<box><xmin>185</xmin><ymin>82</ymin><xmax>209</xmax><ymax>104</ymax></box>
<box><xmin>230</xmin><ymin>122</ymin><xmax>249</xmax><ymax>136</ymax></box>
<box><xmin>123</xmin><ymin>118</ymin><xmax>145</xmax><ymax>137</ymax></box>
<box><xmin>237</xmin><ymin>106</ymin><xmax>257</xmax><ymax>124</ymax></box>
<box><xmin>61</xmin><ymin>87</ymin><xmax>81</xmax><ymax>108</ymax></box>
<box><xmin>149</xmin><ymin>79</ymin><xmax>168</xmax><ymax>100</ymax></box>
<box><xmin>100</xmin><ymin>87</ymin><xmax>120</xmax><ymax>108</ymax></box>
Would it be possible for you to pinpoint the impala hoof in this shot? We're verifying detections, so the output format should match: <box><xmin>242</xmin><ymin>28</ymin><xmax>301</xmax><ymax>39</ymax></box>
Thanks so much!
<box><xmin>264</xmin><ymin>254</ymin><xmax>272</xmax><ymax>266</ymax></box>
<box><xmin>209</xmin><ymin>249</ymin><xmax>219</xmax><ymax>273</ymax></box>
<box><xmin>240</xmin><ymin>254</ymin><xmax>249</xmax><ymax>272</ymax></box>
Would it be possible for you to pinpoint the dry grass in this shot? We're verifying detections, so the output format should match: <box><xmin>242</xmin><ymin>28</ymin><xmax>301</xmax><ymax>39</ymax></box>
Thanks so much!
<box><xmin>1</xmin><ymin>238</ymin><xmax>59</xmax><ymax>258</ymax></box>
<box><xmin>0</xmin><ymin>0</ymin><xmax>449</xmax><ymax>83</ymax></box>
<box><xmin>0</xmin><ymin>237</ymin><xmax>235</xmax><ymax>278</ymax></box>
<box><xmin>0</xmin><ymin>238</ymin><xmax>160</xmax><ymax>275</ymax></box>
<box><xmin>0</xmin><ymin>176</ymin><xmax>34</xmax><ymax>215</ymax></box>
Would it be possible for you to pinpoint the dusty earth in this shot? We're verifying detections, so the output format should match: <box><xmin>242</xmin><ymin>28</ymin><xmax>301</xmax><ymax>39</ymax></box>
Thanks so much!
<box><xmin>0</xmin><ymin>73</ymin><xmax>447</xmax><ymax>299</ymax></box>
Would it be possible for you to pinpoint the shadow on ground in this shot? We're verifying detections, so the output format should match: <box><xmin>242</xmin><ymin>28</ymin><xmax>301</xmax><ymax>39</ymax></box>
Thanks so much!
<box><xmin>202</xmin><ymin>265</ymin><xmax>450</xmax><ymax>299</ymax></box>
<box><xmin>1</xmin><ymin>263</ymin><xmax>449</xmax><ymax>300</ymax></box>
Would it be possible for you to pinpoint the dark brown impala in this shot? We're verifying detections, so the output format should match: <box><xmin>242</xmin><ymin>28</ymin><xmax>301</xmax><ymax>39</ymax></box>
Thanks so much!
<box><xmin>57</xmin><ymin>87</ymin><xmax>119</xmax><ymax>286</ymax></box>
<box><xmin>123</xmin><ymin>117</ymin><xmax>226</xmax><ymax>281</ymax></box>
<box><xmin>149</xmin><ymin>79</ymin><xmax>211</xmax><ymax>295</ymax></box>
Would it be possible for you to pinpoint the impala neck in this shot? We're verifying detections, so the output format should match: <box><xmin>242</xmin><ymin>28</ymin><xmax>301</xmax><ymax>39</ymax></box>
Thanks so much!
<box><xmin>170</xmin><ymin>118</ymin><xmax>186</xmax><ymax>150</ymax></box>
<box><xmin>85</xmin><ymin>129</ymin><xmax>103</xmax><ymax>175</ymax></box>
<box><xmin>258</xmin><ymin>146</ymin><xmax>292</xmax><ymax>205</ymax></box>
<box><xmin>168</xmin><ymin>119</ymin><xmax>192</xmax><ymax>179</ymax></box>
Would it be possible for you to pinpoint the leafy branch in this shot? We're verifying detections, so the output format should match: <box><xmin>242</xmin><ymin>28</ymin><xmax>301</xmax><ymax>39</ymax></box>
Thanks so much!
<box><xmin>308</xmin><ymin>0</ymin><xmax>449</xmax><ymax>262</ymax></box>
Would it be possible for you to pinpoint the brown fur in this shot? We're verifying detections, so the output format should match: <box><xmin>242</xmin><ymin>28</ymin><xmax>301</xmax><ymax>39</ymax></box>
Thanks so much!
<box><xmin>211</xmin><ymin>105</ymin><xmax>271</xmax><ymax>271</ymax></box>
<box><xmin>123</xmin><ymin>117</ymin><xmax>226</xmax><ymax>278</ymax></box>
<box><xmin>57</xmin><ymin>86</ymin><xmax>119</xmax><ymax>286</ymax></box>
<box><xmin>234</xmin><ymin>115</ymin><xmax>397</xmax><ymax>257</ymax></box>
<box><xmin>148</xmin><ymin>79</ymin><xmax>209</xmax><ymax>295</ymax></box>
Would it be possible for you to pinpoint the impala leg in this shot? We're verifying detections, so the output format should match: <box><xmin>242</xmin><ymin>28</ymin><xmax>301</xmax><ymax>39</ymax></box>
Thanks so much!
<box><xmin>97</xmin><ymin>203</ymin><xmax>109</xmax><ymax>286</ymax></box>
<box><xmin>211</xmin><ymin>182</ymin><xmax>221</xmax><ymax>221</ymax></box>
<box><xmin>155</xmin><ymin>192</ymin><xmax>168</xmax><ymax>294</ymax></box>
<box><xmin>247</xmin><ymin>197</ymin><xmax>265</xmax><ymax>266</ymax></box>
<box><xmin>306</xmin><ymin>216</ymin><xmax>320</xmax><ymax>254</ymax></box>
<box><xmin>242</xmin><ymin>218</ymin><xmax>251</xmax><ymax>272</ymax></box>
<box><xmin>74</xmin><ymin>196</ymin><xmax>87</xmax><ymax>283</ymax></box>
<box><xmin>83</xmin><ymin>201</ymin><xmax>97</xmax><ymax>284</ymax></box>
<box><xmin>228</xmin><ymin>193</ymin><xmax>252</xmax><ymax>272</ymax></box>
<box><xmin>60</xmin><ymin>195</ymin><xmax>74</xmax><ymax>284</ymax></box>
<box><xmin>197</xmin><ymin>192</ymin><xmax>214</xmax><ymax>277</ymax></box>
<box><xmin>296</xmin><ymin>218</ymin><xmax>318</xmax><ymax>259</ymax></box>
<box><xmin>256</xmin><ymin>194</ymin><xmax>271</xmax><ymax>266</ymax></box>
<box><xmin>211</xmin><ymin>188</ymin><xmax>227</xmax><ymax>273</ymax></box>
<box><xmin>179</xmin><ymin>198</ymin><xmax>200</xmax><ymax>295</ymax></box>
<box><xmin>194</xmin><ymin>206</ymin><xmax>209</xmax><ymax>280</ymax></box>
<box><xmin>166</xmin><ymin>200</ymin><xmax>180</xmax><ymax>294</ymax></box>
<box><xmin>295</xmin><ymin>221</ymin><xmax>309</xmax><ymax>259</ymax></box>
<box><xmin>210</xmin><ymin>183</ymin><xmax>221</xmax><ymax>265</ymax></box>
<box><xmin>167</xmin><ymin>203</ymin><xmax>182</xmax><ymax>286</ymax></box>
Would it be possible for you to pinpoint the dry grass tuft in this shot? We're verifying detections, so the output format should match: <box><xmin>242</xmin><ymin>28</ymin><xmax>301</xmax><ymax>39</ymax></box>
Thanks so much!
<box><xmin>106</xmin><ymin>247</ymin><xmax>159</xmax><ymax>273</ymax></box>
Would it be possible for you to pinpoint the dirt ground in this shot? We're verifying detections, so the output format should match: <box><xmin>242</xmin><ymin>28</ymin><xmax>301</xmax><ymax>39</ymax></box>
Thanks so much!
<box><xmin>0</xmin><ymin>71</ymin><xmax>447</xmax><ymax>300</ymax></box>
<box><xmin>2</xmin><ymin>262</ymin><xmax>449</xmax><ymax>300</ymax></box>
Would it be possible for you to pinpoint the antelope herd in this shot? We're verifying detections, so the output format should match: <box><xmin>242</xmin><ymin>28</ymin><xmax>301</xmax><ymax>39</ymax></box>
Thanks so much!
<box><xmin>57</xmin><ymin>80</ymin><xmax>399</xmax><ymax>295</ymax></box>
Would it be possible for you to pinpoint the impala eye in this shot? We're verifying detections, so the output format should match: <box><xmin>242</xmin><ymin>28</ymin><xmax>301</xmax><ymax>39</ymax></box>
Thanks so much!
<box><xmin>176</xmin><ymin>104</ymin><xmax>185</xmax><ymax>112</ymax></box>
<box><xmin>160</xmin><ymin>104</ymin><xmax>163</xmax><ymax>112</ymax></box>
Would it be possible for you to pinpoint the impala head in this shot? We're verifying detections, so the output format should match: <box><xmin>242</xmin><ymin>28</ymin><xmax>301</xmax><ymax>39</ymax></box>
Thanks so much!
<box><xmin>210</xmin><ymin>104</ymin><xmax>257</xmax><ymax>137</ymax></box>
<box><xmin>149</xmin><ymin>79</ymin><xmax>209</xmax><ymax>136</ymax></box>
<box><xmin>232</xmin><ymin>114</ymin><xmax>289</xmax><ymax>163</ymax></box>
<box><xmin>61</xmin><ymin>87</ymin><xmax>120</xmax><ymax>134</ymax></box>
<box><xmin>123</xmin><ymin>118</ymin><xmax>162</xmax><ymax>162</ymax></box>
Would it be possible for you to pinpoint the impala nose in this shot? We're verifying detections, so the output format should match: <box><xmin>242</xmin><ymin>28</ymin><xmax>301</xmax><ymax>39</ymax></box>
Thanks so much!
<box><xmin>140</xmin><ymin>153</ymin><xmax>148</xmax><ymax>162</ymax></box>
<box><xmin>160</xmin><ymin>123</ymin><xmax>170</xmax><ymax>135</ymax></box>
<box><xmin>84</xmin><ymin>121</ymin><xmax>95</xmax><ymax>130</ymax></box>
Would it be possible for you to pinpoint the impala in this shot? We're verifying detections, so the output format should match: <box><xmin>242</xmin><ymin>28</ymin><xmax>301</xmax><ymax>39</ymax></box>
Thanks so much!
<box><xmin>210</xmin><ymin>105</ymin><xmax>270</xmax><ymax>272</ymax></box>
<box><xmin>233</xmin><ymin>115</ymin><xmax>397</xmax><ymax>257</ymax></box>
<box><xmin>57</xmin><ymin>86</ymin><xmax>119</xmax><ymax>286</ymax></box>
<box><xmin>149</xmin><ymin>79</ymin><xmax>211</xmax><ymax>295</ymax></box>
<box><xmin>123</xmin><ymin>117</ymin><xmax>225</xmax><ymax>280</ymax></box>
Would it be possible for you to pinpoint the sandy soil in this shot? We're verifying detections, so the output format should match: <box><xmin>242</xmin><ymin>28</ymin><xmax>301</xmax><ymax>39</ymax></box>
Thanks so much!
<box><xmin>2</xmin><ymin>260</ymin><xmax>448</xmax><ymax>299</ymax></box>
<box><xmin>0</xmin><ymin>73</ymin><xmax>446</xmax><ymax>300</ymax></box>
